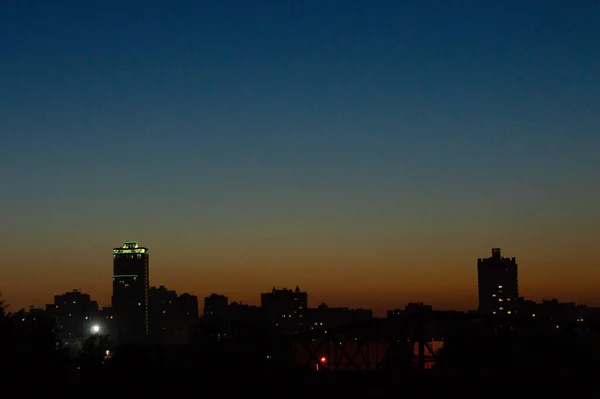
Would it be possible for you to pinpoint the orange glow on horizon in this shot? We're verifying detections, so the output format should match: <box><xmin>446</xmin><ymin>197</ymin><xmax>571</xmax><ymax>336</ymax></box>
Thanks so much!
<box><xmin>1</xmin><ymin>239</ymin><xmax>599</xmax><ymax>316</ymax></box>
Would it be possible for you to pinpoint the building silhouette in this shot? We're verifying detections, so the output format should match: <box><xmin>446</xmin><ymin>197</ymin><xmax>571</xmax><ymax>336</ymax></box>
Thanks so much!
<box><xmin>112</xmin><ymin>241</ymin><xmax>149</xmax><ymax>345</ymax></box>
<box><xmin>477</xmin><ymin>248</ymin><xmax>519</xmax><ymax>315</ymax></box>
<box><xmin>179</xmin><ymin>293</ymin><xmax>199</xmax><ymax>319</ymax></box>
<box><xmin>149</xmin><ymin>286</ymin><xmax>199</xmax><ymax>345</ymax></box>
<box><xmin>203</xmin><ymin>293</ymin><xmax>230</xmax><ymax>337</ymax></box>
<box><xmin>45</xmin><ymin>289</ymin><xmax>100</xmax><ymax>349</ymax></box>
<box><xmin>228</xmin><ymin>301</ymin><xmax>261</xmax><ymax>333</ymax></box>
<box><xmin>261</xmin><ymin>286</ymin><xmax>307</xmax><ymax>335</ymax></box>
<box><xmin>149</xmin><ymin>285</ymin><xmax>178</xmax><ymax>344</ymax></box>
<box><xmin>98</xmin><ymin>306</ymin><xmax>117</xmax><ymax>339</ymax></box>
<box><xmin>204</xmin><ymin>293</ymin><xmax>229</xmax><ymax>318</ymax></box>
<box><xmin>306</xmin><ymin>303</ymin><xmax>373</xmax><ymax>332</ymax></box>
<box><xmin>387</xmin><ymin>302</ymin><xmax>433</xmax><ymax>319</ymax></box>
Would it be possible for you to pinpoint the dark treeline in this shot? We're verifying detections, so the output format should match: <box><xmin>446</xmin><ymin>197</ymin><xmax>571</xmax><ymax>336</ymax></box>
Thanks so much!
<box><xmin>1</xmin><ymin>297</ymin><xmax>70</xmax><ymax>374</ymax></box>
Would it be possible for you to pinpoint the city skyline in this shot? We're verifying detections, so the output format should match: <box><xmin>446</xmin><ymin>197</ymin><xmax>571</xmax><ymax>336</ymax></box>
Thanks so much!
<box><xmin>1</xmin><ymin>1</ymin><xmax>599</xmax><ymax>313</ymax></box>
<box><xmin>2</xmin><ymin>242</ymin><xmax>598</xmax><ymax>317</ymax></box>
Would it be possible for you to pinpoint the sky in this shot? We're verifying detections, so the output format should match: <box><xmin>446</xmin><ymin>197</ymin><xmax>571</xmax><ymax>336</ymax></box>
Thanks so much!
<box><xmin>1</xmin><ymin>0</ymin><xmax>599</xmax><ymax>315</ymax></box>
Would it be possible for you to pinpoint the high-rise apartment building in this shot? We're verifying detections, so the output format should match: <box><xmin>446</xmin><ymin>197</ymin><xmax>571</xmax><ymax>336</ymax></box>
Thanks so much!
<box><xmin>112</xmin><ymin>241</ymin><xmax>149</xmax><ymax>345</ymax></box>
<box><xmin>149</xmin><ymin>286</ymin><xmax>199</xmax><ymax>345</ymax></box>
<box><xmin>45</xmin><ymin>289</ymin><xmax>99</xmax><ymax>347</ymax></box>
<box><xmin>477</xmin><ymin>248</ymin><xmax>519</xmax><ymax>315</ymax></box>
<box><xmin>203</xmin><ymin>293</ymin><xmax>230</xmax><ymax>337</ymax></box>
<box><xmin>261</xmin><ymin>286</ymin><xmax>307</xmax><ymax>334</ymax></box>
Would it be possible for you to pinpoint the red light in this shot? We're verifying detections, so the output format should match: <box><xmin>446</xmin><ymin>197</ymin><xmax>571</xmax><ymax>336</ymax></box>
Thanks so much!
<box><xmin>320</xmin><ymin>357</ymin><xmax>326</xmax><ymax>363</ymax></box>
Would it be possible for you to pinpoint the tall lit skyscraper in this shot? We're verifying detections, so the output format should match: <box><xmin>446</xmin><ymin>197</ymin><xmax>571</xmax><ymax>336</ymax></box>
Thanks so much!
<box><xmin>112</xmin><ymin>241</ymin><xmax>149</xmax><ymax>345</ymax></box>
<box><xmin>477</xmin><ymin>248</ymin><xmax>519</xmax><ymax>315</ymax></box>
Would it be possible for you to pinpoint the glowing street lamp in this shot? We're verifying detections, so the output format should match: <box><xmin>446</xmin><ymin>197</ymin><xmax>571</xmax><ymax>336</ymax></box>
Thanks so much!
<box><xmin>316</xmin><ymin>356</ymin><xmax>327</xmax><ymax>371</ymax></box>
<box><xmin>90</xmin><ymin>324</ymin><xmax>101</xmax><ymax>334</ymax></box>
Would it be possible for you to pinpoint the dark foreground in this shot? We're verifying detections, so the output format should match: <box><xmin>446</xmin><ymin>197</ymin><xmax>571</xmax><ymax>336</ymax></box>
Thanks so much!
<box><xmin>12</xmin><ymin>365</ymin><xmax>598</xmax><ymax>397</ymax></box>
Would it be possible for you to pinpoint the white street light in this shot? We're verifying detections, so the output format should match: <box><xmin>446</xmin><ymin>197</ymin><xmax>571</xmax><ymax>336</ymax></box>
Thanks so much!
<box><xmin>90</xmin><ymin>324</ymin><xmax>101</xmax><ymax>334</ymax></box>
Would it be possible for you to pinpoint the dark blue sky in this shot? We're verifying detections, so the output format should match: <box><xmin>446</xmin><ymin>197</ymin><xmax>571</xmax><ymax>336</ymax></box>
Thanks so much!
<box><xmin>1</xmin><ymin>1</ymin><xmax>599</xmax><ymax>310</ymax></box>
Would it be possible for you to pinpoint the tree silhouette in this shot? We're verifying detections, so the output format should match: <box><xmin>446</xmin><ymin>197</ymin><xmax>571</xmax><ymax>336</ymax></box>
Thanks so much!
<box><xmin>0</xmin><ymin>293</ymin><xmax>69</xmax><ymax>375</ymax></box>
<box><xmin>79</xmin><ymin>334</ymin><xmax>111</xmax><ymax>370</ymax></box>
<box><xmin>0</xmin><ymin>292</ymin><xmax>5</xmax><ymax>316</ymax></box>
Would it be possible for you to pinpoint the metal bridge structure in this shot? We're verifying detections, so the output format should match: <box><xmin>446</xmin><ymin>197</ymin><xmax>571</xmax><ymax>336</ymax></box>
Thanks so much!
<box><xmin>289</xmin><ymin>311</ymin><xmax>454</xmax><ymax>371</ymax></box>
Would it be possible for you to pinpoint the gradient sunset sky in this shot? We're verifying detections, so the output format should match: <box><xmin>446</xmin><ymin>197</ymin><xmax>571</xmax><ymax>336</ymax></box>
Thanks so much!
<box><xmin>1</xmin><ymin>0</ymin><xmax>599</xmax><ymax>315</ymax></box>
